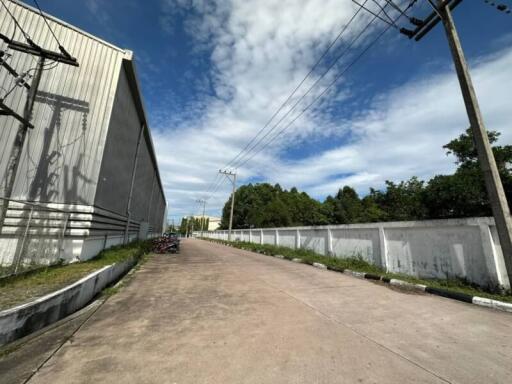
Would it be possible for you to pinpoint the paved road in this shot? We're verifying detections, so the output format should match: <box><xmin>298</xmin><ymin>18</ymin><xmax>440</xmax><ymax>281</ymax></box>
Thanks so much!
<box><xmin>18</xmin><ymin>239</ymin><xmax>512</xmax><ymax>383</ymax></box>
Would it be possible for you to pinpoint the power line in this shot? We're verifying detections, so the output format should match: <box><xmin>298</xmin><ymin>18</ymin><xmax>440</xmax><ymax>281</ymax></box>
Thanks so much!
<box><xmin>32</xmin><ymin>0</ymin><xmax>64</xmax><ymax>49</ymax></box>
<box><xmin>202</xmin><ymin>0</ymin><xmax>415</xmax><ymax>208</ymax></box>
<box><xmin>221</xmin><ymin>0</ymin><xmax>370</xmax><ymax>171</ymax></box>
<box><xmin>32</xmin><ymin>0</ymin><xmax>73</xmax><ymax>59</ymax></box>
<box><xmin>382</xmin><ymin>0</ymin><xmax>413</xmax><ymax>18</ymax></box>
<box><xmin>235</xmin><ymin>0</ymin><xmax>417</xmax><ymax>170</ymax></box>
<box><xmin>0</xmin><ymin>0</ymin><xmax>32</xmax><ymax>42</ymax></box>
<box><xmin>229</xmin><ymin>3</ymin><xmax>389</xmax><ymax>170</ymax></box>
<box><xmin>203</xmin><ymin>0</ymin><xmax>378</xmax><ymax>198</ymax></box>
<box><xmin>369</xmin><ymin>0</ymin><xmax>399</xmax><ymax>27</ymax></box>
<box><xmin>203</xmin><ymin>0</ymin><xmax>385</xmax><ymax>202</ymax></box>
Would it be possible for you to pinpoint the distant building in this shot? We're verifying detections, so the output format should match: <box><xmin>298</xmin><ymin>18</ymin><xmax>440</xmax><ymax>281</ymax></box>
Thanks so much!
<box><xmin>191</xmin><ymin>216</ymin><xmax>221</xmax><ymax>231</ymax></box>
<box><xmin>0</xmin><ymin>1</ymin><xmax>166</xmax><ymax>266</ymax></box>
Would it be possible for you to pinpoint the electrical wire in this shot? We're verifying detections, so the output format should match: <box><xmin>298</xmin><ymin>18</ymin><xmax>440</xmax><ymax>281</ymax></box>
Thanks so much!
<box><xmin>0</xmin><ymin>0</ymin><xmax>32</xmax><ymax>42</ymax></box>
<box><xmin>222</xmin><ymin>0</ymin><xmax>370</xmax><ymax>171</ymax></box>
<box><xmin>352</xmin><ymin>0</ymin><xmax>399</xmax><ymax>29</ymax></box>
<box><xmin>235</xmin><ymin>0</ymin><xmax>417</xmax><ymax>170</ymax></box>
<box><xmin>383</xmin><ymin>0</ymin><xmax>413</xmax><ymax>17</ymax></box>
<box><xmin>201</xmin><ymin>1</ymin><xmax>370</xmax><ymax>198</ymax></box>
<box><xmin>32</xmin><ymin>0</ymin><xmax>64</xmax><ymax>47</ymax></box>
<box><xmin>227</xmin><ymin>4</ymin><xmax>387</xmax><ymax>171</ymax></box>
<box><xmin>371</xmin><ymin>0</ymin><xmax>398</xmax><ymax>26</ymax></box>
<box><xmin>202</xmin><ymin>1</ymin><xmax>379</xmax><ymax>201</ymax></box>
<box><xmin>202</xmin><ymin>0</ymin><xmax>417</xmax><ymax>206</ymax></box>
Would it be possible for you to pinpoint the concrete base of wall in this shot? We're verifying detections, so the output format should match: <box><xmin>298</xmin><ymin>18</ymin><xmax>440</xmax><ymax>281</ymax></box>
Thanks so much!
<box><xmin>0</xmin><ymin>258</ymin><xmax>136</xmax><ymax>347</ymax></box>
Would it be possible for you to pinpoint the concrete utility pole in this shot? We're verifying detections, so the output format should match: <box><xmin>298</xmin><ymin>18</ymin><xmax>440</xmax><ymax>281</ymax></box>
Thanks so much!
<box><xmin>196</xmin><ymin>198</ymin><xmax>206</xmax><ymax>237</ymax></box>
<box><xmin>397</xmin><ymin>0</ymin><xmax>512</xmax><ymax>285</ymax></box>
<box><xmin>219</xmin><ymin>170</ymin><xmax>237</xmax><ymax>242</ymax></box>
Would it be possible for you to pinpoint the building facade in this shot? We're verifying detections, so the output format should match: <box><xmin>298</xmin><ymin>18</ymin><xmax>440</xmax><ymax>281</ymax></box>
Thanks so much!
<box><xmin>190</xmin><ymin>216</ymin><xmax>221</xmax><ymax>232</ymax></box>
<box><xmin>0</xmin><ymin>1</ymin><xmax>166</xmax><ymax>266</ymax></box>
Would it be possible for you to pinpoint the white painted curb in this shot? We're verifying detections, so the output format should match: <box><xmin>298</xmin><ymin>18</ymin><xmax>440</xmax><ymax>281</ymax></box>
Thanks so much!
<box><xmin>0</xmin><ymin>258</ymin><xmax>136</xmax><ymax>347</ymax></box>
<box><xmin>313</xmin><ymin>262</ymin><xmax>327</xmax><ymax>269</ymax></box>
<box><xmin>472</xmin><ymin>296</ymin><xmax>512</xmax><ymax>313</ymax></box>
<box><xmin>292</xmin><ymin>258</ymin><xmax>302</xmax><ymax>263</ymax></box>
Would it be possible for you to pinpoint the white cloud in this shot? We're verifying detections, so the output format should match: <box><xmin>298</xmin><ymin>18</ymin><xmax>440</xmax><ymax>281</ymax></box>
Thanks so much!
<box><xmin>152</xmin><ymin>0</ymin><xmax>512</xmax><ymax>221</ymax></box>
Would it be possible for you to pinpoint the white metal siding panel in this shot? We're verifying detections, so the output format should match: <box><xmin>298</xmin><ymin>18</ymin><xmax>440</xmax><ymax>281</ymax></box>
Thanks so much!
<box><xmin>0</xmin><ymin>1</ymin><xmax>124</xmax><ymax>204</ymax></box>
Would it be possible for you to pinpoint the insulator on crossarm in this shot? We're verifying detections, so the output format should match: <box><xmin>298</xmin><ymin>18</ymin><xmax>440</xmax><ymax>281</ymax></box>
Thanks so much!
<box><xmin>400</xmin><ymin>28</ymin><xmax>415</xmax><ymax>38</ymax></box>
<box><xmin>409</xmin><ymin>17</ymin><xmax>424</xmax><ymax>27</ymax></box>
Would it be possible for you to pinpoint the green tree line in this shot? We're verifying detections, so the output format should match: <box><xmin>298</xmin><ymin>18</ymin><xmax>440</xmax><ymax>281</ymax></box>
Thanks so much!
<box><xmin>178</xmin><ymin>216</ymin><xmax>210</xmax><ymax>235</ymax></box>
<box><xmin>220</xmin><ymin>129</ymin><xmax>512</xmax><ymax>229</ymax></box>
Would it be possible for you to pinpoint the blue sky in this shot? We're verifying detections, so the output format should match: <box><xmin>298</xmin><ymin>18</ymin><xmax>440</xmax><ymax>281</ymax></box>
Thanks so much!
<box><xmin>32</xmin><ymin>0</ymin><xmax>512</xmax><ymax>221</ymax></box>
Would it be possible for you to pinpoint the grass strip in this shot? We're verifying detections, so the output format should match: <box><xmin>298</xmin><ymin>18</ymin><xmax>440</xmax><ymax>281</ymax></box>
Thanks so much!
<box><xmin>0</xmin><ymin>240</ymin><xmax>152</xmax><ymax>311</ymax></box>
<box><xmin>202</xmin><ymin>238</ymin><xmax>512</xmax><ymax>303</ymax></box>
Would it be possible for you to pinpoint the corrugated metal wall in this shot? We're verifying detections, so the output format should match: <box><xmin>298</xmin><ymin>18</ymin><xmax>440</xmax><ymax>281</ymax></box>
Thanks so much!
<box><xmin>95</xmin><ymin>65</ymin><xmax>166</xmax><ymax>233</ymax></box>
<box><xmin>0</xmin><ymin>1</ymin><xmax>124</xmax><ymax>204</ymax></box>
<box><xmin>94</xmin><ymin>66</ymin><xmax>140</xmax><ymax>215</ymax></box>
<box><xmin>0</xmin><ymin>1</ymin><xmax>166</xmax><ymax>235</ymax></box>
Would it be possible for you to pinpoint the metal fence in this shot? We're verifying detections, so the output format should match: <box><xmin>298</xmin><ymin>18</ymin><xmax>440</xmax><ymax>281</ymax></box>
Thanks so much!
<box><xmin>0</xmin><ymin>198</ymin><xmax>69</xmax><ymax>278</ymax></box>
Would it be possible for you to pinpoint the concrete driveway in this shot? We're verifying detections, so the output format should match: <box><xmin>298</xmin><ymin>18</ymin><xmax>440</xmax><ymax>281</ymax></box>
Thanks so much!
<box><xmin>10</xmin><ymin>239</ymin><xmax>512</xmax><ymax>383</ymax></box>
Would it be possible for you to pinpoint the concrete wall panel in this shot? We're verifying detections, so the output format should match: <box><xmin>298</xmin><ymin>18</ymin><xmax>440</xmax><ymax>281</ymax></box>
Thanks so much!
<box><xmin>299</xmin><ymin>229</ymin><xmax>327</xmax><ymax>255</ymax></box>
<box><xmin>278</xmin><ymin>230</ymin><xmax>296</xmax><ymax>249</ymax></box>
<box><xmin>385</xmin><ymin>226</ymin><xmax>486</xmax><ymax>283</ymax></box>
<box><xmin>331</xmin><ymin>228</ymin><xmax>380</xmax><ymax>266</ymax></box>
<box><xmin>262</xmin><ymin>230</ymin><xmax>276</xmax><ymax>245</ymax></box>
<box><xmin>250</xmin><ymin>230</ymin><xmax>261</xmax><ymax>244</ymax></box>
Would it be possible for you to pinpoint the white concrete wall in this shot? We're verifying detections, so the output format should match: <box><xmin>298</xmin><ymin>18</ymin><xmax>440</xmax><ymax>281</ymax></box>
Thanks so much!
<box><xmin>202</xmin><ymin>217</ymin><xmax>510</xmax><ymax>290</ymax></box>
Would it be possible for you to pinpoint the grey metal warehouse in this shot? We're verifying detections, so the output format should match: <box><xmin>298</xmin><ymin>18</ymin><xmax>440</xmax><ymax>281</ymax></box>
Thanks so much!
<box><xmin>0</xmin><ymin>0</ymin><xmax>166</xmax><ymax>269</ymax></box>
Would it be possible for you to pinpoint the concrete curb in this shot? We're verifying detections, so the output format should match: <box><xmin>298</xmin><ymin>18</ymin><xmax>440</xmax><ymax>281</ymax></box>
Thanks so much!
<box><xmin>206</xmin><ymin>239</ymin><xmax>512</xmax><ymax>314</ymax></box>
<box><xmin>0</xmin><ymin>258</ymin><xmax>137</xmax><ymax>347</ymax></box>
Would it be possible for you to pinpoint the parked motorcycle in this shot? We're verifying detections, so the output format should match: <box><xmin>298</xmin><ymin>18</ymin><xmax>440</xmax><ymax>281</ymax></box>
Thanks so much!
<box><xmin>152</xmin><ymin>234</ymin><xmax>180</xmax><ymax>254</ymax></box>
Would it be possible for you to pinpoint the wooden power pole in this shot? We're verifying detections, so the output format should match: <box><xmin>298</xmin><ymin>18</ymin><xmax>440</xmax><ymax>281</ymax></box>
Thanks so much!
<box><xmin>399</xmin><ymin>0</ymin><xmax>512</xmax><ymax>286</ymax></box>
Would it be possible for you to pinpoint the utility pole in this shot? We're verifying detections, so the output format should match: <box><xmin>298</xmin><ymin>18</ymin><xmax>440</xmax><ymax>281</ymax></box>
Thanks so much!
<box><xmin>196</xmin><ymin>198</ymin><xmax>206</xmax><ymax>237</ymax></box>
<box><xmin>397</xmin><ymin>0</ymin><xmax>512</xmax><ymax>285</ymax></box>
<box><xmin>219</xmin><ymin>170</ymin><xmax>237</xmax><ymax>242</ymax></box>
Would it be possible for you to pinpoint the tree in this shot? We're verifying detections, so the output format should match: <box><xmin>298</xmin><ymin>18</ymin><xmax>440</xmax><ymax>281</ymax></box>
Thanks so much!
<box><xmin>369</xmin><ymin>177</ymin><xmax>427</xmax><ymax>221</ymax></box>
<box><xmin>424</xmin><ymin>128</ymin><xmax>512</xmax><ymax>219</ymax></box>
<box><xmin>220</xmin><ymin>183</ymin><xmax>328</xmax><ymax>229</ymax></box>
<box><xmin>179</xmin><ymin>217</ymin><xmax>188</xmax><ymax>235</ymax></box>
<box><xmin>323</xmin><ymin>186</ymin><xmax>365</xmax><ymax>224</ymax></box>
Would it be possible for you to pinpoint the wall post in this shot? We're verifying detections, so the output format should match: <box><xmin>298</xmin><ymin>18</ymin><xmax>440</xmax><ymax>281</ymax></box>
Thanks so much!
<box><xmin>479</xmin><ymin>220</ymin><xmax>510</xmax><ymax>289</ymax></box>
<box><xmin>326</xmin><ymin>228</ymin><xmax>333</xmax><ymax>256</ymax></box>
<box><xmin>275</xmin><ymin>229</ymin><xmax>279</xmax><ymax>246</ymax></box>
<box><xmin>378</xmin><ymin>225</ymin><xmax>388</xmax><ymax>271</ymax></box>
